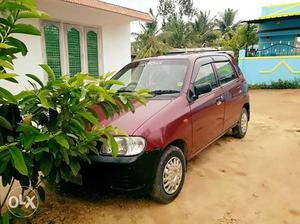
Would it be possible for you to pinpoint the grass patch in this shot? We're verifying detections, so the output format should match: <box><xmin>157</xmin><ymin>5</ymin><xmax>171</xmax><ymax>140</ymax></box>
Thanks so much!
<box><xmin>249</xmin><ymin>79</ymin><xmax>300</xmax><ymax>89</ymax></box>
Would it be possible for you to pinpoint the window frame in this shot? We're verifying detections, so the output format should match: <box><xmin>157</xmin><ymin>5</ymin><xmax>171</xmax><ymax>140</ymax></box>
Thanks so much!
<box><xmin>212</xmin><ymin>60</ymin><xmax>238</xmax><ymax>86</ymax></box>
<box><xmin>85</xmin><ymin>28</ymin><xmax>101</xmax><ymax>77</ymax></box>
<box><xmin>65</xmin><ymin>24</ymin><xmax>83</xmax><ymax>75</ymax></box>
<box><xmin>193</xmin><ymin>63</ymin><xmax>219</xmax><ymax>90</ymax></box>
<box><xmin>41</xmin><ymin>21</ymin><xmax>103</xmax><ymax>77</ymax></box>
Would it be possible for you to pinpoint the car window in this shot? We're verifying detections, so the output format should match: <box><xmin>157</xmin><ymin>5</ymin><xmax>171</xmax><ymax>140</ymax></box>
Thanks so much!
<box><xmin>194</xmin><ymin>64</ymin><xmax>218</xmax><ymax>89</ymax></box>
<box><xmin>214</xmin><ymin>61</ymin><xmax>237</xmax><ymax>85</ymax></box>
<box><xmin>110</xmin><ymin>59</ymin><xmax>189</xmax><ymax>93</ymax></box>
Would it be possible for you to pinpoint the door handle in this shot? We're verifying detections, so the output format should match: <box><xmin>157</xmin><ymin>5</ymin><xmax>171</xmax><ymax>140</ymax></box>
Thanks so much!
<box><xmin>216</xmin><ymin>96</ymin><xmax>224</xmax><ymax>106</ymax></box>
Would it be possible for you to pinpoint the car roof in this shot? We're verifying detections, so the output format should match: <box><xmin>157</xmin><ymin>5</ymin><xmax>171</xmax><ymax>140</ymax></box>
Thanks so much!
<box><xmin>135</xmin><ymin>52</ymin><xmax>233</xmax><ymax>62</ymax></box>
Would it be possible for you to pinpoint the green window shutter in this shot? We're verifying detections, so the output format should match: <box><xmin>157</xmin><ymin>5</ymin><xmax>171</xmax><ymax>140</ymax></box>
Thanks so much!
<box><xmin>67</xmin><ymin>28</ymin><xmax>81</xmax><ymax>76</ymax></box>
<box><xmin>44</xmin><ymin>25</ymin><xmax>61</xmax><ymax>78</ymax></box>
<box><xmin>87</xmin><ymin>31</ymin><xmax>99</xmax><ymax>77</ymax></box>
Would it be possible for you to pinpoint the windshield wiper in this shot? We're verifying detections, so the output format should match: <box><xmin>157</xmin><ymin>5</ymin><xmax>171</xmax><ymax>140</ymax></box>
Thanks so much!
<box><xmin>149</xmin><ymin>90</ymin><xmax>181</xmax><ymax>95</ymax></box>
<box><xmin>117</xmin><ymin>89</ymin><xmax>135</xmax><ymax>93</ymax></box>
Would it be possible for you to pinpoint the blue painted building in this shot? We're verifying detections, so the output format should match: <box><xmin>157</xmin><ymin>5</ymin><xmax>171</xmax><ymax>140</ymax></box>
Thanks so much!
<box><xmin>238</xmin><ymin>2</ymin><xmax>300</xmax><ymax>84</ymax></box>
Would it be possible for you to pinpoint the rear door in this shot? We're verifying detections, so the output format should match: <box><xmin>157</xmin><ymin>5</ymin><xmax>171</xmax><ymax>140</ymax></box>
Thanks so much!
<box><xmin>212</xmin><ymin>56</ymin><xmax>244</xmax><ymax>130</ymax></box>
<box><xmin>190</xmin><ymin>57</ymin><xmax>225</xmax><ymax>155</ymax></box>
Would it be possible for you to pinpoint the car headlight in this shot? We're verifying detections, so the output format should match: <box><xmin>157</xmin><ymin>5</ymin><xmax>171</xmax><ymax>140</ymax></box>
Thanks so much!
<box><xmin>100</xmin><ymin>137</ymin><xmax>146</xmax><ymax>156</ymax></box>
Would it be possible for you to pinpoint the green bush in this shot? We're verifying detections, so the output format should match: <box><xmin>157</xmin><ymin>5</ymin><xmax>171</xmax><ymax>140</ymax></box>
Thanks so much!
<box><xmin>0</xmin><ymin>0</ymin><xmax>149</xmax><ymax>222</ymax></box>
<box><xmin>249</xmin><ymin>79</ymin><xmax>300</xmax><ymax>89</ymax></box>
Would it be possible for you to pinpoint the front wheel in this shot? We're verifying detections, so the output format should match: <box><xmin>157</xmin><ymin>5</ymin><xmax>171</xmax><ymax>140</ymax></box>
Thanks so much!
<box><xmin>232</xmin><ymin>108</ymin><xmax>249</xmax><ymax>138</ymax></box>
<box><xmin>150</xmin><ymin>146</ymin><xmax>186</xmax><ymax>204</ymax></box>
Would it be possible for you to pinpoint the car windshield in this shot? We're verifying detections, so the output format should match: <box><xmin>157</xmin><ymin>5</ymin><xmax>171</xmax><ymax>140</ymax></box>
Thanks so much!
<box><xmin>110</xmin><ymin>59</ymin><xmax>189</xmax><ymax>95</ymax></box>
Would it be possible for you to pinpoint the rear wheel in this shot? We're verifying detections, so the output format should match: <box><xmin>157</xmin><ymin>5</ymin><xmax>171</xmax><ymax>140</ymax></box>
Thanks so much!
<box><xmin>232</xmin><ymin>108</ymin><xmax>249</xmax><ymax>138</ymax></box>
<box><xmin>150</xmin><ymin>146</ymin><xmax>186</xmax><ymax>204</ymax></box>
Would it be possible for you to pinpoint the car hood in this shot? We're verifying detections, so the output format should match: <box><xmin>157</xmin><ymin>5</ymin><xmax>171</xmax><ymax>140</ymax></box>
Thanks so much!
<box><xmin>93</xmin><ymin>99</ymin><xmax>172</xmax><ymax>135</ymax></box>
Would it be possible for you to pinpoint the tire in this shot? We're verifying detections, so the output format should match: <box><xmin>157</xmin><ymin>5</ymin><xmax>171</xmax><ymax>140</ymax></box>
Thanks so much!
<box><xmin>150</xmin><ymin>145</ymin><xmax>186</xmax><ymax>204</ymax></box>
<box><xmin>232</xmin><ymin>108</ymin><xmax>249</xmax><ymax>138</ymax></box>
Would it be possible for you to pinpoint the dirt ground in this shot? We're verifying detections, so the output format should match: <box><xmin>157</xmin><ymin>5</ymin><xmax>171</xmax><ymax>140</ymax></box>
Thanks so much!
<box><xmin>17</xmin><ymin>90</ymin><xmax>300</xmax><ymax>223</ymax></box>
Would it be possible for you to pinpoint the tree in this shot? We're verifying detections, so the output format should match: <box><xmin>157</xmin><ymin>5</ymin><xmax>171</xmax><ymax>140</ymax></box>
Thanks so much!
<box><xmin>177</xmin><ymin>0</ymin><xmax>196</xmax><ymax>18</ymax></box>
<box><xmin>216</xmin><ymin>8</ymin><xmax>239</xmax><ymax>39</ymax></box>
<box><xmin>163</xmin><ymin>16</ymin><xmax>192</xmax><ymax>48</ymax></box>
<box><xmin>158</xmin><ymin>0</ymin><xmax>176</xmax><ymax>27</ymax></box>
<box><xmin>0</xmin><ymin>0</ymin><xmax>148</xmax><ymax>222</ymax></box>
<box><xmin>133</xmin><ymin>9</ymin><xmax>170</xmax><ymax>59</ymax></box>
<box><xmin>158</xmin><ymin>0</ymin><xmax>196</xmax><ymax>27</ymax></box>
<box><xmin>221</xmin><ymin>24</ymin><xmax>258</xmax><ymax>58</ymax></box>
<box><xmin>190</xmin><ymin>10</ymin><xmax>219</xmax><ymax>47</ymax></box>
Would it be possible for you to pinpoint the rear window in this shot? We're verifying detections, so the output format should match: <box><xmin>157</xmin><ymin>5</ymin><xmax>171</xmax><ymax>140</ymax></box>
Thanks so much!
<box><xmin>214</xmin><ymin>61</ymin><xmax>237</xmax><ymax>85</ymax></box>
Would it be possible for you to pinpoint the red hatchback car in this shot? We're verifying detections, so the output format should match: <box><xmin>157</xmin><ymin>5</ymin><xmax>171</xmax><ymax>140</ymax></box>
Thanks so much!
<box><xmin>85</xmin><ymin>52</ymin><xmax>250</xmax><ymax>203</ymax></box>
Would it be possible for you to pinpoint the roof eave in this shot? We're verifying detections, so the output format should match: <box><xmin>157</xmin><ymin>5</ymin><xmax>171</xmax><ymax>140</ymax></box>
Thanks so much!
<box><xmin>61</xmin><ymin>0</ymin><xmax>153</xmax><ymax>22</ymax></box>
<box><xmin>242</xmin><ymin>14</ymin><xmax>300</xmax><ymax>24</ymax></box>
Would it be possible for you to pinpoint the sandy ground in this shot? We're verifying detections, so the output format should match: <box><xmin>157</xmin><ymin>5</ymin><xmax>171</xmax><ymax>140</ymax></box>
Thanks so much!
<box><xmin>2</xmin><ymin>90</ymin><xmax>300</xmax><ymax>224</ymax></box>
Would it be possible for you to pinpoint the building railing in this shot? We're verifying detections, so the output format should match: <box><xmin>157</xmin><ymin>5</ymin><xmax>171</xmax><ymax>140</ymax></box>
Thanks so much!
<box><xmin>246</xmin><ymin>43</ymin><xmax>300</xmax><ymax>57</ymax></box>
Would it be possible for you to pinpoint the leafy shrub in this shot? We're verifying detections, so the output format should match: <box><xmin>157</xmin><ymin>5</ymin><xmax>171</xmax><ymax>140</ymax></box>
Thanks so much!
<box><xmin>0</xmin><ymin>0</ymin><xmax>149</xmax><ymax>222</ymax></box>
<box><xmin>249</xmin><ymin>79</ymin><xmax>300</xmax><ymax>89</ymax></box>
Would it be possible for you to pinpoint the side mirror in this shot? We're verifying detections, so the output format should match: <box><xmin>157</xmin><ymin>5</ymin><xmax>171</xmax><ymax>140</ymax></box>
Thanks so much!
<box><xmin>194</xmin><ymin>83</ymin><xmax>212</xmax><ymax>97</ymax></box>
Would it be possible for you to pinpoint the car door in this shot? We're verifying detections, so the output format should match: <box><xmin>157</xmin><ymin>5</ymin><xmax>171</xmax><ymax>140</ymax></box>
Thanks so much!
<box><xmin>190</xmin><ymin>57</ymin><xmax>225</xmax><ymax>155</ymax></box>
<box><xmin>212</xmin><ymin>56</ymin><xmax>244</xmax><ymax>130</ymax></box>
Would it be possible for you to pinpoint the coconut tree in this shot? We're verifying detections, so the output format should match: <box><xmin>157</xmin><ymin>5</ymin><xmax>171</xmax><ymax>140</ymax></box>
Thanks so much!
<box><xmin>162</xmin><ymin>16</ymin><xmax>193</xmax><ymax>48</ymax></box>
<box><xmin>190</xmin><ymin>10</ymin><xmax>219</xmax><ymax>47</ymax></box>
<box><xmin>217</xmin><ymin>8</ymin><xmax>239</xmax><ymax>39</ymax></box>
<box><xmin>133</xmin><ymin>9</ymin><xmax>170</xmax><ymax>59</ymax></box>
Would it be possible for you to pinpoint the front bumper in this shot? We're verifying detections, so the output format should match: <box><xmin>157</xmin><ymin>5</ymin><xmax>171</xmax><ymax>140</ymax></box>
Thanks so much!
<box><xmin>81</xmin><ymin>149</ymin><xmax>162</xmax><ymax>191</ymax></box>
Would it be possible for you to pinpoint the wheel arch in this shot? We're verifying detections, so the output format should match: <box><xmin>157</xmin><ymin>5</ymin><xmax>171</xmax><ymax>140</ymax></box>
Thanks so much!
<box><xmin>165</xmin><ymin>139</ymin><xmax>189</xmax><ymax>168</ymax></box>
<box><xmin>243</xmin><ymin>103</ymin><xmax>250</xmax><ymax>121</ymax></box>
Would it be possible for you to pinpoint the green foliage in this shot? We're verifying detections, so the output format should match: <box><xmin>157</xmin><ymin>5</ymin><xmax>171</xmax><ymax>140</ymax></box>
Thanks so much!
<box><xmin>0</xmin><ymin>0</ymin><xmax>148</xmax><ymax>222</ymax></box>
<box><xmin>162</xmin><ymin>16</ymin><xmax>192</xmax><ymax>48</ymax></box>
<box><xmin>249</xmin><ymin>79</ymin><xmax>300</xmax><ymax>89</ymax></box>
<box><xmin>133</xmin><ymin>9</ymin><xmax>170</xmax><ymax>59</ymax></box>
<box><xmin>221</xmin><ymin>24</ymin><xmax>258</xmax><ymax>59</ymax></box>
<box><xmin>134</xmin><ymin>3</ymin><xmax>258</xmax><ymax>59</ymax></box>
<box><xmin>216</xmin><ymin>8</ymin><xmax>239</xmax><ymax>39</ymax></box>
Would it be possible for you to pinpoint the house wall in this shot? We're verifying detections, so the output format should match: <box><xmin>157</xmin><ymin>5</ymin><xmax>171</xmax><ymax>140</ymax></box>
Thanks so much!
<box><xmin>0</xmin><ymin>19</ymin><xmax>45</xmax><ymax>94</ymax></box>
<box><xmin>102</xmin><ymin>23</ymin><xmax>131</xmax><ymax>73</ymax></box>
<box><xmin>238</xmin><ymin>55</ymin><xmax>300</xmax><ymax>84</ymax></box>
<box><xmin>237</xmin><ymin>2</ymin><xmax>300</xmax><ymax>84</ymax></box>
<box><xmin>0</xmin><ymin>0</ymin><xmax>133</xmax><ymax>93</ymax></box>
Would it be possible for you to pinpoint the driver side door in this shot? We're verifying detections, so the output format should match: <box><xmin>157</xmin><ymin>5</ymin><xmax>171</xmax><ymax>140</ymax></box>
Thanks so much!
<box><xmin>190</xmin><ymin>58</ymin><xmax>225</xmax><ymax>155</ymax></box>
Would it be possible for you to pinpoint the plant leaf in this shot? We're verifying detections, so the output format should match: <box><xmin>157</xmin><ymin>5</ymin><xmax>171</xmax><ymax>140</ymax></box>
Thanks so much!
<box><xmin>0</xmin><ymin>43</ymin><xmax>13</xmax><ymax>49</ymax></box>
<box><xmin>54</xmin><ymin>135</ymin><xmax>69</xmax><ymax>149</ymax></box>
<box><xmin>0</xmin><ymin>18</ymin><xmax>14</xmax><ymax>27</ymax></box>
<box><xmin>18</xmin><ymin>10</ymin><xmax>49</xmax><ymax>19</ymax></box>
<box><xmin>69</xmin><ymin>159</ymin><xmax>81</xmax><ymax>176</ymax></box>
<box><xmin>37</xmin><ymin>90</ymin><xmax>49</xmax><ymax>109</ymax></box>
<box><xmin>105</xmin><ymin>80</ymin><xmax>124</xmax><ymax>86</ymax></box>
<box><xmin>7</xmin><ymin>37</ymin><xmax>28</xmax><ymax>56</ymax></box>
<box><xmin>9</xmin><ymin>147</ymin><xmax>28</xmax><ymax>176</ymax></box>
<box><xmin>12</xmin><ymin>24</ymin><xmax>41</xmax><ymax>36</ymax></box>
<box><xmin>40</xmin><ymin>154</ymin><xmax>52</xmax><ymax>176</ymax></box>
<box><xmin>0</xmin><ymin>87</ymin><xmax>17</xmax><ymax>104</ymax></box>
<box><xmin>1</xmin><ymin>212</ymin><xmax>9</xmax><ymax>224</ymax></box>
<box><xmin>107</xmin><ymin>135</ymin><xmax>118</xmax><ymax>157</ymax></box>
<box><xmin>0</xmin><ymin>59</ymin><xmax>13</xmax><ymax>70</ymax></box>
<box><xmin>77</xmin><ymin>111</ymin><xmax>98</xmax><ymax>125</ymax></box>
<box><xmin>26</xmin><ymin>73</ymin><xmax>44</xmax><ymax>87</ymax></box>
<box><xmin>0</xmin><ymin>116</ymin><xmax>13</xmax><ymax>131</ymax></box>
<box><xmin>0</xmin><ymin>73</ymin><xmax>17</xmax><ymax>79</ymax></box>
<box><xmin>39</xmin><ymin>64</ymin><xmax>55</xmax><ymax>81</ymax></box>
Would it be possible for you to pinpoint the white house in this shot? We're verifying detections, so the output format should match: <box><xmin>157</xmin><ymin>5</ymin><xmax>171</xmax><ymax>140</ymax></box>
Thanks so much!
<box><xmin>2</xmin><ymin>0</ymin><xmax>151</xmax><ymax>93</ymax></box>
